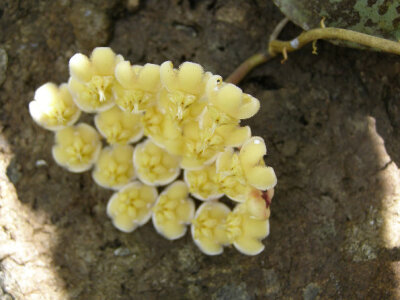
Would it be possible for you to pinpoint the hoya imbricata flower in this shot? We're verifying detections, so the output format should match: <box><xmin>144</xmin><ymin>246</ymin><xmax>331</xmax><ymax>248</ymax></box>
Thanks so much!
<box><xmin>92</xmin><ymin>144</ymin><xmax>135</xmax><ymax>190</ymax></box>
<box><xmin>159</xmin><ymin>61</ymin><xmax>210</xmax><ymax>121</ymax></box>
<box><xmin>191</xmin><ymin>201</ymin><xmax>231</xmax><ymax>255</ymax></box>
<box><xmin>114</xmin><ymin>61</ymin><xmax>161</xmax><ymax>113</ymax></box>
<box><xmin>30</xmin><ymin>46</ymin><xmax>278</xmax><ymax>256</ymax></box>
<box><xmin>152</xmin><ymin>181</ymin><xmax>195</xmax><ymax>240</ymax></box>
<box><xmin>68</xmin><ymin>47</ymin><xmax>123</xmax><ymax>112</ymax></box>
<box><xmin>107</xmin><ymin>182</ymin><xmax>158</xmax><ymax>232</ymax></box>
<box><xmin>133</xmin><ymin>139</ymin><xmax>180</xmax><ymax>186</ymax></box>
<box><xmin>29</xmin><ymin>82</ymin><xmax>81</xmax><ymax>131</ymax></box>
<box><xmin>52</xmin><ymin>123</ymin><xmax>101</xmax><ymax>172</ymax></box>
<box><xmin>206</xmin><ymin>75</ymin><xmax>260</xmax><ymax>120</ymax></box>
<box><xmin>216</xmin><ymin>137</ymin><xmax>277</xmax><ymax>202</ymax></box>
<box><xmin>184</xmin><ymin>163</ymin><xmax>223</xmax><ymax>201</ymax></box>
<box><xmin>94</xmin><ymin>106</ymin><xmax>143</xmax><ymax>144</ymax></box>
<box><xmin>226</xmin><ymin>203</ymin><xmax>270</xmax><ymax>255</ymax></box>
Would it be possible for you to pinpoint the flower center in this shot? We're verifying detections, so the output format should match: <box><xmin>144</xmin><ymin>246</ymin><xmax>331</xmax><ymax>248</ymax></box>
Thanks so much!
<box><xmin>65</xmin><ymin>137</ymin><xmax>93</xmax><ymax>164</ymax></box>
<box><xmin>88</xmin><ymin>75</ymin><xmax>114</xmax><ymax>105</ymax></box>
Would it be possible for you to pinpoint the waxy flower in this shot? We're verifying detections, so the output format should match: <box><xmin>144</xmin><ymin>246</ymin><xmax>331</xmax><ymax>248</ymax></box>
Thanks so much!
<box><xmin>184</xmin><ymin>163</ymin><xmax>223</xmax><ymax>201</ymax></box>
<box><xmin>29</xmin><ymin>46</ymin><xmax>278</xmax><ymax>256</ymax></box>
<box><xmin>215</xmin><ymin>148</ymin><xmax>250</xmax><ymax>202</ymax></box>
<box><xmin>68</xmin><ymin>47</ymin><xmax>123</xmax><ymax>112</ymax></box>
<box><xmin>52</xmin><ymin>123</ymin><xmax>101</xmax><ymax>172</ymax></box>
<box><xmin>29</xmin><ymin>83</ymin><xmax>81</xmax><ymax>131</ymax></box>
<box><xmin>107</xmin><ymin>182</ymin><xmax>158</xmax><ymax>232</ymax></box>
<box><xmin>191</xmin><ymin>201</ymin><xmax>230</xmax><ymax>255</ymax></box>
<box><xmin>94</xmin><ymin>106</ymin><xmax>143</xmax><ymax>144</ymax></box>
<box><xmin>240</xmin><ymin>137</ymin><xmax>277</xmax><ymax>190</ymax></box>
<box><xmin>114</xmin><ymin>62</ymin><xmax>161</xmax><ymax>113</ymax></box>
<box><xmin>133</xmin><ymin>139</ymin><xmax>180</xmax><ymax>186</ymax></box>
<box><xmin>206</xmin><ymin>75</ymin><xmax>260</xmax><ymax>120</ymax></box>
<box><xmin>216</xmin><ymin>137</ymin><xmax>277</xmax><ymax>201</ymax></box>
<box><xmin>180</xmin><ymin>120</ymin><xmax>224</xmax><ymax>170</ymax></box>
<box><xmin>92</xmin><ymin>144</ymin><xmax>135</xmax><ymax>190</ymax></box>
<box><xmin>159</xmin><ymin>61</ymin><xmax>211</xmax><ymax>121</ymax></box>
<box><xmin>152</xmin><ymin>181</ymin><xmax>195</xmax><ymax>240</ymax></box>
<box><xmin>141</xmin><ymin>106</ymin><xmax>182</xmax><ymax>154</ymax></box>
<box><xmin>226</xmin><ymin>203</ymin><xmax>270</xmax><ymax>255</ymax></box>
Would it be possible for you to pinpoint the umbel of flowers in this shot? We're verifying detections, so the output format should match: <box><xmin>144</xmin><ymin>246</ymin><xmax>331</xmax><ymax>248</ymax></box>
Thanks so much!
<box><xmin>29</xmin><ymin>47</ymin><xmax>277</xmax><ymax>256</ymax></box>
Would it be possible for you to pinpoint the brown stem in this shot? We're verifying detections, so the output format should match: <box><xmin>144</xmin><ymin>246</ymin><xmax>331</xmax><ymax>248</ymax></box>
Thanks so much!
<box><xmin>226</xmin><ymin>18</ymin><xmax>289</xmax><ymax>84</ymax></box>
<box><xmin>225</xmin><ymin>53</ymin><xmax>271</xmax><ymax>85</ymax></box>
<box><xmin>269</xmin><ymin>27</ymin><xmax>400</xmax><ymax>56</ymax></box>
<box><xmin>227</xmin><ymin>25</ymin><xmax>400</xmax><ymax>85</ymax></box>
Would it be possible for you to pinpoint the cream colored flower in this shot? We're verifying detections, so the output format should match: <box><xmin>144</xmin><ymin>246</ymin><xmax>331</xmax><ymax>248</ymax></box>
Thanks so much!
<box><xmin>29</xmin><ymin>82</ymin><xmax>81</xmax><ymax>131</ymax></box>
<box><xmin>28</xmin><ymin>47</ymin><xmax>279</xmax><ymax>257</ymax></box>
<box><xmin>180</xmin><ymin>120</ymin><xmax>224</xmax><ymax>170</ymax></box>
<box><xmin>216</xmin><ymin>137</ymin><xmax>277</xmax><ymax>201</ymax></box>
<box><xmin>107</xmin><ymin>181</ymin><xmax>158</xmax><ymax>232</ymax></box>
<box><xmin>94</xmin><ymin>106</ymin><xmax>143</xmax><ymax>144</ymax></box>
<box><xmin>52</xmin><ymin>123</ymin><xmax>101</xmax><ymax>172</ymax></box>
<box><xmin>133</xmin><ymin>139</ymin><xmax>180</xmax><ymax>186</ymax></box>
<box><xmin>215</xmin><ymin>148</ymin><xmax>250</xmax><ymax>202</ymax></box>
<box><xmin>141</xmin><ymin>106</ymin><xmax>184</xmax><ymax>155</ymax></box>
<box><xmin>159</xmin><ymin>61</ymin><xmax>211</xmax><ymax>121</ymax></box>
<box><xmin>206</xmin><ymin>75</ymin><xmax>260</xmax><ymax>120</ymax></box>
<box><xmin>114</xmin><ymin>61</ymin><xmax>161</xmax><ymax>113</ymax></box>
<box><xmin>191</xmin><ymin>202</ymin><xmax>230</xmax><ymax>255</ymax></box>
<box><xmin>152</xmin><ymin>181</ymin><xmax>195</xmax><ymax>240</ymax></box>
<box><xmin>226</xmin><ymin>203</ymin><xmax>270</xmax><ymax>255</ymax></box>
<box><xmin>240</xmin><ymin>137</ymin><xmax>277</xmax><ymax>190</ymax></box>
<box><xmin>68</xmin><ymin>47</ymin><xmax>123</xmax><ymax>113</ymax></box>
<box><xmin>92</xmin><ymin>144</ymin><xmax>135</xmax><ymax>190</ymax></box>
<box><xmin>199</xmin><ymin>105</ymin><xmax>251</xmax><ymax>147</ymax></box>
<box><xmin>184</xmin><ymin>163</ymin><xmax>223</xmax><ymax>201</ymax></box>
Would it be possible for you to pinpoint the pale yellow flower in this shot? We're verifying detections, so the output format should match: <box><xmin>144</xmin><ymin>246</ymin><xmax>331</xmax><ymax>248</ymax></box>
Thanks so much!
<box><xmin>29</xmin><ymin>82</ymin><xmax>81</xmax><ymax>131</ymax></box>
<box><xmin>216</xmin><ymin>137</ymin><xmax>277</xmax><ymax>201</ymax></box>
<box><xmin>180</xmin><ymin>120</ymin><xmax>224</xmax><ymax>170</ymax></box>
<box><xmin>216</xmin><ymin>148</ymin><xmax>251</xmax><ymax>202</ymax></box>
<box><xmin>94</xmin><ymin>106</ymin><xmax>143</xmax><ymax>144</ymax></box>
<box><xmin>206</xmin><ymin>75</ymin><xmax>260</xmax><ymax>120</ymax></box>
<box><xmin>191</xmin><ymin>201</ymin><xmax>230</xmax><ymax>255</ymax></box>
<box><xmin>226</xmin><ymin>203</ymin><xmax>270</xmax><ymax>255</ymax></box>
<box><xmin>141</xmin><ymin>106</ymin><xmax>183</xmax><ymax>155</ymax></box>
<box><xmin>152</xmin><ymin>181</ymin><xmax>195</xmax><ymax>240</ymax></box>
<box><xmin>92</xmin><ymin>144</ymin><xmax>135</xmax><ymax>190</ymax></box>
<box><xmin>52</xmin><ymin>123</ymin><xmax>101</xmax><ymax>172</ymax></box>
<box><xmin>184</xmin><ymin>163</ymin><xmax>223</xmax><ymax>201</ymax></box>
<box><xmin>68</xmin><ymin>47</ymin><xmax>123</xmax><ymax>112</ymax></box>
<box><xmin>240</xmin><ymin>137</ymin><xmax>277</xmax><ymax>190</ymax></box>
<box><xmin>159</xmin><ymin>61</ymin><xmax>211</xmax><ymax>121</ymax></box>
<box><xmin>114</xmin><ymin>61</ymin><xmax>161</xmax><ymax>113</ymax></box>
<box><xmin>107</xmin><ymin>181</ymin><xmax>158</xmax><ymax>232</ymax></box>
<box><xmin>133</xmin><ymin>139</ymin><xmax>180</xmax><ymax>186</ymax></box>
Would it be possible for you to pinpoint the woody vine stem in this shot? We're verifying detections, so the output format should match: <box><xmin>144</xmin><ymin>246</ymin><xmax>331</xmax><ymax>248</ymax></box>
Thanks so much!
<box><xmin>226</xmin><ymin>17</ymin><xmax>400</xmax><ymax>85</ymax></box>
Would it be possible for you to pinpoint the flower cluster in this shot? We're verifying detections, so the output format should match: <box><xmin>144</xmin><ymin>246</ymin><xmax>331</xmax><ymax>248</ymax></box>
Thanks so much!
<box><xmin>29</xmin><ymin>47</ymin><xmax>277</xmax><ymax>255</ymax></box>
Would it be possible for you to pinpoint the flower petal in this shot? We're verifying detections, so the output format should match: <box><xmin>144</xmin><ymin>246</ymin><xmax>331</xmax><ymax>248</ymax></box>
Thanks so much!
<box><xmin>233</xmin><ymin>236</ymin><xmax>265</xmax><ymax>256</ymax></box>
<box><xmin>246</xmin><ymin>166</ymin><xmax>277</xmax><ymax>190</ymax></box>
<box><xmin>138</xmin><ymin>63</ymin><xmax>161</xmax><ymax>91</ymax></box>
<box><xmin>112</xmin><ymin>213</ymin><xmax>138</xmax><ymax>233</ymax></box>
<box><xmin>242</xmin><ymin>217</ymin><xmax>270</xmax><ymax>239</ymax></box>
<box><xmin>90</xmin><ymin>47</ymin><xmax>118</xmax><ymax>76</ymax></box>
<box><xmin>177</xmin><ymin>62</ymin><xmax>204</xmax><ymax>94</ymax></box>
<box><xmin>69</xmin><ymin>53</ymin><xmax>93</xmax><ymax>82</ymax></box>
<box><xmin>239</xmin><ymin>136</ymin><xmax>267</xmax><ymax>168</ymax></box>
<box><xmin>219</xmin><ymin>125</ymin><xmax>251</xmax><ymax>147</ymax></box>
<box><xmin>236</xmin><ymin>94</ymin><xmax>260</xmax><ymax>119</ymax></box>
<box><xmin>115</xmin><ymin>60</ymin><xmax>135</xmax><ymax>88</ymax></box>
